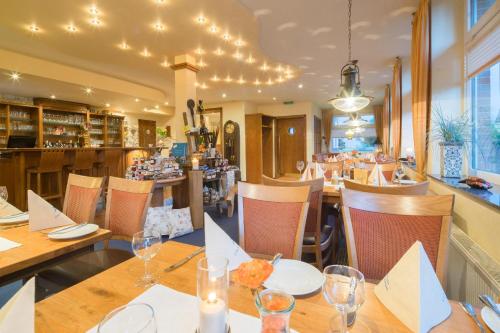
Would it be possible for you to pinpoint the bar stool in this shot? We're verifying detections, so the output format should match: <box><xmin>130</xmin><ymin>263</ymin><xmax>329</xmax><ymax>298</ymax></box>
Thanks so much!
<box><xmin>26</xmin><ymin>149</ymin><xmax>65</xmax><ymax>207</ymax></box>
<box><xmin>68</xmin><ymin>149</ymin><xmax>96</xmax><ymax>176</ymax></box>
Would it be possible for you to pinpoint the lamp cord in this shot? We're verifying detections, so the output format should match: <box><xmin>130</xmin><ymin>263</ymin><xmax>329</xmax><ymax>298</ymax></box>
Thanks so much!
<box><xmin>348</xmin><ymin>0</ymin><xmax>352</xmax><ymax>62</ymax></box>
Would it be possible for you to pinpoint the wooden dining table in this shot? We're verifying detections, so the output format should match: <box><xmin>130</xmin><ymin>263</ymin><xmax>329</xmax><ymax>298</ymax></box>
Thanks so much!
<box><xmin>0</xmin><ymin>225</ymin><xmax>111</xmax><ymax>286</ymax></box>
<box><xmin>35</xmin><ymin>241</ymin><xmax>486</xmax><ymax>332</ymax></box>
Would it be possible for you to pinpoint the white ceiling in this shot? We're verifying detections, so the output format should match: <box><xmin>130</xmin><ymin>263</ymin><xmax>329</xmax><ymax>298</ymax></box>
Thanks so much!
<box><xmin>0</xmin><ymin>0</ymin><xmax>417</xmax><ymax>111</ymax></box>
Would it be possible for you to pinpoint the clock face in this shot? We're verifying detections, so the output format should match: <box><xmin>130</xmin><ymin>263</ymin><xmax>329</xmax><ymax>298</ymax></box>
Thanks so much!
<box><xmin>225</xmin><ymin>123</ymin><xmax>235</xmax><ymax>134</ymax></box>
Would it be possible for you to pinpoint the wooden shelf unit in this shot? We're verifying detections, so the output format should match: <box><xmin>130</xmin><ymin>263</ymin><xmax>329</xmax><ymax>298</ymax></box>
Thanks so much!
<box><xmin>0</xmin><ymin>101</ymin><xmax>124</xmax><ymax>148</ymax></box>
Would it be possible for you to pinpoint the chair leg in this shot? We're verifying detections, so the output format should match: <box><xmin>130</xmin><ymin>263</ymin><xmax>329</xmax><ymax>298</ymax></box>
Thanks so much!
<box><xmin>316</xmin><ymin>245</ymin><xmax>323</xmax><ymax>270</ymax></box>
<box><xmin>27</xmin><ymin>172</ymin><xmax>31</xmax><ymax>192</ymax></box>
<box><xmin>36</xmin><ymin>173</ymin><xmax>42</xmax><ymax>196</ymax></box>
<box><xmin>57</xmin><ymin>171</ymin><xmax>63</xmax><ymax>207</ymax></box>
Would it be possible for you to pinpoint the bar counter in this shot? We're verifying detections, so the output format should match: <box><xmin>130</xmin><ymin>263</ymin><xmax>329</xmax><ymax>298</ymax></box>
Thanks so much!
<box><xmin>0</xmin><ymin>147</ymin><xmax>156</xmax><ymax>210</ymax></box>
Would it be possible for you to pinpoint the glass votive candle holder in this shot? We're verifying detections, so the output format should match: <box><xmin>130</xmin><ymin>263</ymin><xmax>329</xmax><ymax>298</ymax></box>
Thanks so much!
<box><xmin>256</xmin><ymin>289</ymin><xmax>295</xmax><ymax>333</ymax></box>
<box><xmin>197</xmin><ymin>256</ymin><xmax>229</xmax><ymax>333</ymax></box>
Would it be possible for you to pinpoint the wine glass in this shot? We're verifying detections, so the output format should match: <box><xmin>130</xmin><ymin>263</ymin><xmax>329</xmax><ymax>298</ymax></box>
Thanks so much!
<box><xmin>0</xmin><ymin>186</ymin><xmax>8</xmax><ymax>201</ymax></box>
<box><xmin>296</xmin><ymin>160</ymin><xmax>305</xmax><ymax>174</ymax></box>
<box><xmin>97</xmin><ymin>303</ymin><xmax>157</xmax><ymax>333</ymax></box>
<box><xmin>132</xmin><ymin>230</ymin><xmax>162</xmax><ymax>287</ymax></box>
<box><xmin>323</xmin><ymin>265</ymin><xmax>365</xmax><ymax>333</ymax></box>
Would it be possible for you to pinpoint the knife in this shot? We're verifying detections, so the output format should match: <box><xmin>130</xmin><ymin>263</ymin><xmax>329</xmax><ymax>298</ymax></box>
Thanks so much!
<box><xmin>164</xmin><ymin>246</ymin><xmax>205</xmax><ymax>272</ymax></box>
<box><xmin>479</xmin><ymin>294</ymin><xmax>500</xmax><ymax>317</ymax></box>
<box><xmin>48</xmin><ymin>223</ymin><xmax>87</xmax><ymax>235</ymax></box>
<box><xmin>460</xmin><ymin>302</ymin><xmax>486</xmax><ymax>333</ymax></box>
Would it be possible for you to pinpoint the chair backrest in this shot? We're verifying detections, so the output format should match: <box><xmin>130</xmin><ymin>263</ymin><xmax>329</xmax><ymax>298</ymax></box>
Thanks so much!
<box><xmin>344</xmin><ymin>179</ymin><xmax>430</xmax><ymax>195</ymax></box>
<box><xmin>237</xmin><ymin>181</ymin><xmax>310</xmax><ymax>260</ymax></box>
<box><xmin>340</xmin><ymin>188</ymin><xmax>454</xmax><ymax>286</ymax></box>
<box><xmin>73</xmin><ymin>149</ymin><xmax>96</xmax><ymax>170</ymax></box>
<box><xmin>63</xmin><ymin>174</ymin><xmax>104</xmax><ymax>224</ymax></box>
<box><xmin>363</xmin><ymin>162</ymin><xmax>397</xmax><ymax>181</ymax></box>
<box><xmin>261</xmin><ymin>176</ymin><xmax>323</xmax><ymax>236</ymax></box>
<box><xmin>105</xmin><ymin>177</ymin><xmax>154</xmax><ymax>241</ymax></box>
<box><xmin>38</xmin><ymin>149</ymin><xmax>65</xmax><ymax>172</ymax></box>
<box><xmin>352</xmin><ymin>168</ymin><xmax>369</xmax><ymax>184</ymax></box>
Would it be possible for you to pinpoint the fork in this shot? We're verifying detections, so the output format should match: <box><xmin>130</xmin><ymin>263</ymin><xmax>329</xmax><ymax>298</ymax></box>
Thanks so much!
<box><xmin>460</xmin><ymin>302</ymin><xmax>486</xmax><ymax>333</ymax></box>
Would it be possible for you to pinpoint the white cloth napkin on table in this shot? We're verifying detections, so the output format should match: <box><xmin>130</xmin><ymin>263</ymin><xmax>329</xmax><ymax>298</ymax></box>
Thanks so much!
<box><xmin>367</xmin><ymin>164</ymin><xmax>388</xmax><ymax>186</ymax></box>
<box><xmin>0</xmin><ymin>237</ymin><xmax>21</xmax><ymax>252</ymax></box>
<box><xmin>27</xmin><ymin>190</ymin><xmax>75</xmax><ymax>232</ymax></box>
<box><xmin>87</xmin><ymin>284</ymin><xmax>299</xmax><ymax>333</ymax></box>
<box><xmin>314</xmin><ymin>162</ymin><xmax>325</xmax><ymax>179</ymax></box>
<box><xmin>374</xmin><ymin>241</ymin><xmax>451</xmax><ymax>333</ymax></box>
<box><xmin>0</xmin><ymin>198</ymin><xmax>24</xmax><ymax>218</ymax></box>
<box><xmin>369</xmin><ymin>154</ymin><xmax>376</xmax><ymax>162</ymax></box>
<box><xmin>0</xmin><ymin>277</ymin><xmax>35</xmax><ymax>333</ymax></box>
<box><xmin>300</xmin><ymin>162</ymin><xmax>313</xmax><ymax>181</ymax></box>
<box><xmin>204</xmin><ymin>213</ymin><xmax>251</xmax><ymax>271</ymax></box>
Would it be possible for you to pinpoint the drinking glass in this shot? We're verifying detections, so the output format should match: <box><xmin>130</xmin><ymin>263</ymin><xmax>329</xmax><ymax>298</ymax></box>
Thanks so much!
<box><xmin>97</xmin><ymin>303</ymin><xmax>156</xmax><ymax>333</ymax></box>
<box><xmin>0</xmin><ymin>186</ymin><xmax>8</xmax><ymax>201</ymax></box>
<box><xmin>256</xmin><ymin>289</ymin><xmax>295</xmax><ymax>333</ymax></box>
<box><xmin>322</xmin><ymin>265</ymin><xmax>365</xmax><ymax>333</ymax></box>
<box><xmin>296</xmin><ymin>160</ymin><xmax>305</xmax><ymax>174</ymax></box>
<box><xmin>132</xmin><ymin>230</ymin><xmax>162</xmax><ymax>287</ymax></box>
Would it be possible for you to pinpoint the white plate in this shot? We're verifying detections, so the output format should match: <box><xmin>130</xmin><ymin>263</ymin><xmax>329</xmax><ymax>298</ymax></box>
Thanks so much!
<box><xmin>48</xmin><ymin>224</ymin><xmax>99</xmax><ymax>240</ymax></box>
<box><xmin>481</xmin><ymin>304</ymin><xmax>500</xmax><ymax>333</ymax></box>
<box><xmin>0</xmin><ymin>213</ymin><xmax>29</xmax><ymax>225</ymax></box>
<box><xmin>263</xmin><ymin>259</ymin><xmax>325</xmax><ymax>296</ymax></box>
<box><xmin>398</xmin><ymin>179</ymin><xmax>417</xmax><ymax>185</ymax></box>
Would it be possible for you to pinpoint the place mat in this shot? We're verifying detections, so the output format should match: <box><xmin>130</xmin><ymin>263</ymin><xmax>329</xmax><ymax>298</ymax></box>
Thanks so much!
<box><xmin>0</xmin><ymin>236</ymin><xmax>21</xmax><ymax>252</ymax></box>
<box><xmin>87</xmin><ymin>284</ymin><xmax>299</xmax><ymax>333</ymax></box>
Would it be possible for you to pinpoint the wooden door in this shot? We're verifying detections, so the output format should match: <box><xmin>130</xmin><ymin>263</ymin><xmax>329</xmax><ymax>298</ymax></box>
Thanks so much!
<box><xmin>138</xmin><ymin>119</ymin><xmax>156</xmax><ymax>148</ymax></box>
<box><xmin>314</xmin><ymin>116</ymin><xmax>322</xmax><ymax>154</ymax></box>
<box><xmin>276</xmin><ymin>116</ymin><xmax>306</xmax><ymax>176</ymax></box>
<box><xmin>245</xmin><ymin>114</ymin><xmax>263</xmax><ymax>183</ymax></box>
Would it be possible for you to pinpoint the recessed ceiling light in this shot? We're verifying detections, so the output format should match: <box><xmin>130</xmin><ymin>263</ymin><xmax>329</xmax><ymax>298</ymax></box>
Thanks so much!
<box><xmin>266</xmin><ymin>78</ymin><xmax>274</xmax><ymax>85</ymax></box>
<box><xmin>200</xmin><ymin>83</ymin><xmax>208</xmax><ymax>89</ymax></box>
<box><xmin>27</xmin><ymin>23</ymin><xmax>40</xmax><ymax>33</ymax></box>
<box><xmin>234</xmin><ymin>39</ymin><xmax>245</xmax><ymax>47</ymax></box>
<box><xmin>195</xmin><ymin>15</ymin><xmax>207</xmax><ymax>25</ymax></box>
<box><xmin>260</xmin><ymin>63</ymin><xmax>270</xmax><ymax>71</ymax></box>
<box><xmin>195</xmin><ymin>81</ymin><xmax>199</xmax><ymax>87</ymax></box>
<box><xmin>222</xmin><ymin>32</ymin><xmax>231</xmax><ymax>41</ymax></box>
<box><xmin>155</xmin><ymin>0</ymin><xmax>167</xmax><ymax>5</ymax></box>
<box><xmin>84</xmin><ymin>87</ymin><xmax>93</xmax><ymax>95</ymax></box>
<box><xmin>257</xmin><ymin>89</ymin><xmax>262</xmax><ymax>93</ymax></box>
<box><xmin>273</xmin><ymin>97</ymin><xmax>277</xmax><ymax>101</ymax></box>
<box><xmin>254</xmin><ymin>79</ymin><xmax>261</xmax><ymax>86</ymax></box>
<box><xmin>153</xmin><ymin>21</ymin><xmax>166</xmax><ymax>32</ymax></box>
<box><xmin>222</xmin><ymin>93</ymin><xmax>227</xmax><ymax>98</ymax></box>
<box><xmin>194</xmin><ymin>47</ymin><xmax>205</xmax><ymax>55</ymax></box>
<box><xmin>140</xmin><ymin>48</ymin><xmax>152</xmax><ymax>57</ymax></box>
<box><xmin>143</xmin><ymin>107</ymin><xmax>148</xmax><ymax>111</ymax></box>
<box><xmin>118</xmin><ymin>41</ymin><xmax>130</xmax><ymax>50</ymax></box>
<box><xmin>65</xmin><ymin>23</ymin><xmax>78</xmax><ymax>33</ymax></box>
<box><xmin>232</xmin><ymin>50</ymin><xmax>243</xmax><ymax>60</ymax></box>
<box><xmin>208</xmin><ymin>24</ymin><xmax>218</xmax><ymax>34</ymax></box>
<box><xmin>88</xmin><ymin>4</ymin><xmax>99</xmax><ymax>15</ymax></box>
<box><xmin>155</xmin><ymin>105</ymin><xmax>159</xmax><ymax>109</ymax></box>
<box><xmin>160</xmin><ymin>58</ymin><xmax>170</xmax><ymax>67</ymax></box>
<box><xmin>213</xmin><ymin>48</ymin><xmax>224</xmax><ymax>56</ymax></box>
<box><xmin>211</xmin><ymin>74</ymin><xmax>220</xmax><ymax>82</ymax></box>
<box><xmin>105</xmin><ymin>103</ymin><xmax>111</xmax><ymax>107</ymax></box>
<box><xmin>224</xmin><ymin>75</ymin><xmax>232</xmax><ymax>83</ymax></box>
<box><xmin>135</xmin><ymin>98</ymin><xmax>140</xmax><ymax>102</ymax></box>
<box><xmin>164</xmin><ymin>102</ymin><xmax>169</xmax><ymax>105</ymax></box>
<box><xmin>197</xmin><ymin>59</ymin><xmax>207</xmax><ymax>67</ymax></box>
<box><xmin>298</xmin><ymin>83</ymin><xmax>303</xmax><ymax>89</ymax></box>
<box><xmin>89</xmin><ymin>16</ymin><xmax>102</xmax><ymax>26</ymax></box>
<box><xmin>275</xmin><ymin>65</ymin><xmax>284</xmax><ymax>72</ymax></box>
<box><xmin>237</xmin><ymin>76</ymin><xmax>246</xmax><ymax>84</ymax></box>
<box><xmin>8</xmin><ymin>72</ymin><xmax>21</xmax><ymax>81</ymax></box>
<box><xmin>246</xmin><ymin>55</ymin><xmax>256</xmax><ymax>64</ymax></box>
<box><xmin>276</xmin><ymin>76</ymin><xmax>284</xmax><ymax>83</ymax></box>
<box><xmin>50</xmin><ymin>94</ymin><xmax>56</xmax><ymax>99</ymax></box>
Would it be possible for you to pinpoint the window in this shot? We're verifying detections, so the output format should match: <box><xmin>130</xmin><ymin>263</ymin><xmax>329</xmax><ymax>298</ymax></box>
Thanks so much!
<box><xmin>469</xmin><ymin>0</ymin><xmax>495</xmax><ymax>27</ymax></box>
<box><xmin>330</xmin><ymin>114</ymin><xmax>376</xmax><ymax>152</ymax></box>
<box><xmin>470</xmin><ymin>62</ymin><xmax>500</xmax><ymax>174</ymax></box>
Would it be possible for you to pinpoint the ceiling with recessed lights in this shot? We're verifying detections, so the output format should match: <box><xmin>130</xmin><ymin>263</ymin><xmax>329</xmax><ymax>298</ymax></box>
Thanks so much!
<box><xmin>0</xmin><ymin>0</ymin><xmax>417</xmax><ymax>111</ymax></box>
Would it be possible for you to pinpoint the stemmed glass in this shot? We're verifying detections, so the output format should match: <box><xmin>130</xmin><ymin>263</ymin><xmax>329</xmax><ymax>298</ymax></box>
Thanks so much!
<box><xmin>323</xmin><ymin>265</ymin><xmax>365</xmax><ymax>333</ymax></box>
<box><xmin>296</xmin><ymin>160</ymin><xmax>305</xmax><ymax>174</ymax></box>
<box><xmin>132</xmin><ymin>230</ymin><xmax>162</xmax><ymax>287</ymax></box>
<box><xmin>0</xmin><ymin>186</ymin><xmax>7</xmax><ymax>201</ymax></box>
<box><xmin>97</xmin><ymin>303</ymin><xmax>157</xmax><ymax>333</ymax></box>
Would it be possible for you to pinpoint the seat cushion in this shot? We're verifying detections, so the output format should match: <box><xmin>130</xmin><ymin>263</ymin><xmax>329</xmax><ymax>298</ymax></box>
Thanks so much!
<box><xmin>303</xmin><ymin>225</ymin><xmax>333</xmax><ymax>245</ymax></box>
<box><xmin>38</xmin><ymin>248</ymin><xmax>133</xmax><ymax>287</ymax></box>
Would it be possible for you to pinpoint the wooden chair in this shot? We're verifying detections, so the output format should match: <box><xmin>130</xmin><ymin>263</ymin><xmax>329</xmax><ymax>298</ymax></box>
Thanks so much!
<box><xmin>363</xmin><ymin>162</ymin><xmax>397</xmax><ymax>181</ymax></box>
<box><xmin>63</xmin><ymin>174</ymin><xmax>103</xmax><ymax>224</ymax></box>
<box><xmin>344</xmin><ymin>179</ymin><xmax>430</xmax><ymax>195</ymax></box>
<box><xmin>340</xmin><ymin>188</ymin><xmax>454</xmax><ymax>286</ymax></box>
<box><xmin>37</xmin><ymin>177</ymin><xmax>154</xmax><ymax>296</ymax></box>
<box><xmin>26</xmin><ymin>149</ymin><xmax>65</xmax><ymax>207</ymax></box>
<box><xmin>353</xmin><ymin>168</ymin><xmax>369</xmax><ymax>184</ymax></box>
<box><xmin>262</xmin><ymin>176</ymin><xmax>333</xmax><ymax>269</ymax></box>
<box><xmin>68</xmin><ymin>149</ymin><xmax>96</xmax><ymax>175</ymax></box>
<box><xmin>237</xmin><ymin>182</ymin><xmax>310</xmax><ymax>260</ymax></box>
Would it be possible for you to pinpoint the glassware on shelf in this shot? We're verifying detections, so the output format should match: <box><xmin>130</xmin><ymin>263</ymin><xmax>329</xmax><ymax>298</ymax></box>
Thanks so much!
<box><xmin>0</xmin><ymin>186</ymin><xmax>8</xmax><ymax>201</ymax></box>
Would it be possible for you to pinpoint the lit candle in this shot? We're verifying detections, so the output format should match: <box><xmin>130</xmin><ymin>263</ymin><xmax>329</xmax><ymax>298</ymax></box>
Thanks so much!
<box><xmin>192</xmin><ymin>157</ymin><xmax>199</xmax><ymax>170</ymax></box>
<box><xmin>199</xmin><ymin>292</ymin><xmax>227</xmax><ymax>333</ymax></box>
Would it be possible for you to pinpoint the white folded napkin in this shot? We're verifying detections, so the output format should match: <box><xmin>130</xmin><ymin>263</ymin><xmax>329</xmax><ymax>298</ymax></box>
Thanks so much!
<box><xmin>370</xmin><ymin>154</ymin><xmax>376</xmax><ymax>162</ymax></box>
<box><xmin>0</xmin><ymin>237</ymin><xmax>21</xmax><ymax>252</ymax></box>
<box><xmin>87</xmin><ymin>284</ymin><xmax>298</xmax><ymax>333</ymax></box>
<box><xmin>314</xmin><ymin>163</ymin><xmax>325</xmax><ymax>179</ymax></box>
<box><xmin>204</xmin><ymin>213</ymin><xmax>251</xmax><ymax>271</ymax></box>
<box><xmin>374</xmin><ymin>242</ymin><xmax>451</xmax><ymax>333</ymax></box>
<box><xmin>367</xmin><ymin>164</ymin><xmax>388</xmax><ymax>186</ymax></box>
<box><xmin>0</xmin><ymin>198</ymin><xmax>22</xmax><ymax>217</ymax></box>
<box><xmin>28</xmin><ymin>190</ymin><xmax>75</xmax><ymax>232</ymax></box>
<box><xmin>332</xmin><ymin>156</ymin><xmax>338</xmax><ymax>162</ymax></box>
<box><xmin>0</xmin><ymin>277</ymin><xmax>35</xmax><ymax>333</ymax></box>
<box><xmin>300</xmin><ymin>162</ymin><xmax>313</xmax><ymax>181</ymax></box>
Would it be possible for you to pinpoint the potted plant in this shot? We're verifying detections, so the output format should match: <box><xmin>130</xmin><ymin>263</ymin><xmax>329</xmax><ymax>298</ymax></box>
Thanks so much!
<box><xmin>432</xmin><ymin>106</ymin><xmax>470</xmax><ymax>178</ymax></box>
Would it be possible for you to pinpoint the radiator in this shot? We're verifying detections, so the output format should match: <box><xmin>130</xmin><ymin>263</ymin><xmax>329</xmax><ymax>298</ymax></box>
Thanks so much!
<box><xmin>446</xmin><ymin>224</ymin><xmax>500</xmax><ymax>306</ymax></box>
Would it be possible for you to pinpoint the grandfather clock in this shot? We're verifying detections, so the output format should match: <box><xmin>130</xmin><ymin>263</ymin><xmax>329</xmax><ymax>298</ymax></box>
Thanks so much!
<box><xmin>223</xmin><ymin>120</ymin><xmax>240</xmax><ymax>167</ymax></box>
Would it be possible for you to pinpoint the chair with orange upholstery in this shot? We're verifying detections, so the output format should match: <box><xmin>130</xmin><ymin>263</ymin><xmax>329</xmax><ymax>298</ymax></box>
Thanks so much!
<box><xmin>37</xmin><ymin>177</ymin><xmax>154</xmax><ymax>298</ymax></box>
<box><xmin>343</xmin><ymin>179</ymin><xmax>430</xmax><ymax>195</ymax></box>
<box><xmin>262</xmin><ymin>176</ymin><xmax>332</xmax><ymax>269</ymax></box>
<box><xmin>340</xmin><ymin>188</ymin><xmax>454</xmax><ymax>286</ymax></box>
<box><xmin>62</xmin><ymin>173</ymin><xmax>103</xmax><ymax>224</ymax></box>
<box><xmin>237</xmin><ymin>182</ymin><xmax>310</xmax><ymax>260</ymax></box>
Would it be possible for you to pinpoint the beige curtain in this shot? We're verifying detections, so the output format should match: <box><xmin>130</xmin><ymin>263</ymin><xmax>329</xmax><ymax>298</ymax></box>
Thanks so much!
<box><xmin>382</xmin><ymin>84</ymin><xmax>391</xmax><ymax>154</ymax></box>
<box><xmin>322</xmin><ymin>109</ymin><xmax>334</xmax><ymax>152</ymax></box>
<box><xmin>373</xmin><ymin>105</ymin><xmax>383</xmax><ymax>143</ymax></box>
<box><xmin>391</xmin><ymin>57</ymin><xmax>402</xmax><ymax>160</ymax></box>
<box><xmin>411</xmin><ymin>0</ymin><xmax>431</xmax><ymax>174</ymax></box>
